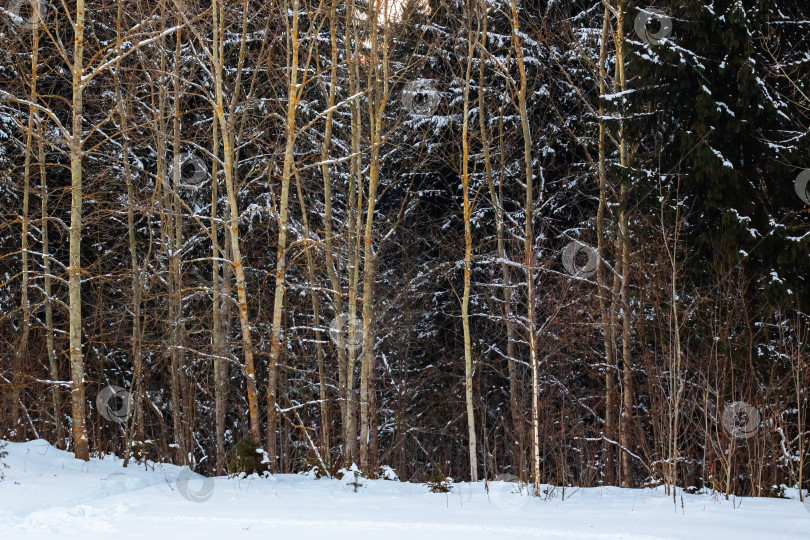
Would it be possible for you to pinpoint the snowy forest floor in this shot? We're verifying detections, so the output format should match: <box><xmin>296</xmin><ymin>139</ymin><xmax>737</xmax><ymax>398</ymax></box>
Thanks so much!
<box><xmin>0</xmin><ymin>440</ymin><xmax>807</xmax><ymax>539</ymax></box>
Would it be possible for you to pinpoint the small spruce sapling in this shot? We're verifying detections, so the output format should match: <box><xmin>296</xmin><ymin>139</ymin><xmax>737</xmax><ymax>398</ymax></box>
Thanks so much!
<box><xmin>338</xmin><ymin>464</ymin><xmax>364</xmax><ymax>492</ymax></box>
<box><xmin>426</xmin><ymin>474</ymin><xmax>453</xmax><ymax>493</ymax></box>
<box><xmin>225</xmin><ymin>438</ymin><xmax>270</xmax><ymax>477</ymax></box>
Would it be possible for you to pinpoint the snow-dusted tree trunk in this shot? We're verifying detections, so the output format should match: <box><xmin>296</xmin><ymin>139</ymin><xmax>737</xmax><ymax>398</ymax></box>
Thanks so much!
<box><xmin>212</xmin><ymin>0</ymin><xmax>263</xmax><ymax>448</ymax></box>
<box><xmin>460</xmin><ymin>5</ymin><xmax>479</xmax><ymax>482</ymax></box>
<box><xmin>596</xmin><ymin>6</ymin><xmax>618</xmax><ymax>485</ymax></box>
<box><xmin>169</xmin><ymin>1</ymin><xmax>190</xmax><ymax>465</ymax></box>
<box><xmin>320</xmin><ymin>0</ymin><xmax>341</xmax><ymax>469</ymax></box>
<box><xmin>39</xmin><ymin>116</ymin><xmax>61</xmax><ymax>448</ymax></box>
<box><xmin>358</xmin><ymin>0</ymin><xmax>393</xmax><ymax>473</ymax></box>
<box><xmin>210</xmin><ymin>108</ymin><xmax>228</xmax><ymax>474</ymax></box>
<box><xmin>343</xmin><ymin>0</ymin><xmax>363</xmax><ymax>467</ymax></box>
<box><xmin>613</xmin><ymin>0</ymin><xmax>635</xmax><ymax>488</ymax></box>
<box><xmin>478</xmin><ymin>4</ymin><xmax>521</xmax><ymax>478</ymax></box>
<box><xmin>11</xmin><ymin>7</ymin><xmax>41</xmax><ymax>439</ymax></box>
<box><xmin>267</xmin><ymin>0</ymin><xmax>305</xmax><ymax>465</ymax></box>
<box><xmin>294</xmin><ymin>166</ymin><xmax>330</xmax><ymax>463</ymax></box>
<box><xmin>115</xmin><ymin>1</ymin><xmax>146</xmax><ymax>467</ymax></box>
<box><xmin>68</xmin><ymin>0</ymin><xmax>90</xmax><ymax>461</ymax></box>
<box><xmin>509</xmin><ymin>0</ymin><xmax>540</xmax><ymax>495</ymax></box>
<box><xmin>660</xmin><ymin>184</ymin><xmax>685</xmax><ymax>501</ymax></box>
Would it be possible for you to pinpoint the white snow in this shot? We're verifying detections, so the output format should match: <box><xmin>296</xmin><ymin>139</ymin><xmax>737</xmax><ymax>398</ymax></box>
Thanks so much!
<box><xmin>1</xmin><ymin>440</ymin><xmax>808</xmax><ymax>539</ymax></box>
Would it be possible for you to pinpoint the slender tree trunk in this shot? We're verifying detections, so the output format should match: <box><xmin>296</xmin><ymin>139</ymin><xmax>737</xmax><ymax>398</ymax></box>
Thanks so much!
<box><xmin>596</xmin><ymin>6</ymin><xmax>618</xmax><ymax>485</ymax></box>
<box><xmin>152</xmin><ymin>0</ymin><xmax>185</xmax><ymax>464</ymax></box>
<box><xmin>668</xmin><ymin>240</ymin><xmax>683</xmax><ymax>501</ymax></box>
<box><xmin>358</xmin><ymin>0</ymin><xmax>379</xmax><ymax>474</ymax></box>
<box><xmin>169</xmin><ymin>7</ymin><xmax>190</xmax><ymax>465</ymax></box>
<box><xmin>12</xmin><ymin>14</ymin><xmax>40</xmax><ymax>439</ymax></box>
<box><xmin>294</xmin><ymin>167</ymin><xmax>330</xmax><ymax>465</ymax></box>
<box><xmin>460</xmin><ymin>10</ymin><xmax>479</xmax><ymax>481</ymax></box>
<box><xmin>40</xmin><ymin>116</ymin><xmax>61</xmax><ymax>448</ymax></box>
<box><xmin>320</xmin><ymin>0</ymin><xmax>342</xmax><ymax>470</ymax></box>
<box><xmin>115</xmin><ymin>1</ymin><xmax>145</xmax><ymax>468</ymax></box>
<box><xmin>68</xmin><ymin>0</ymin><xmax>90</xmax><ymax>461</ymax></box>
<box><xmin>793</xmin><ymin>320</ymin><xmax>806</xmax><ymax>502</ymax></box>
<box><xmin>212</xmin><ymin>0</ymin><xmax>262</xmax><ymax>448</ymax></box>
<box><xmin>478</xmin><ymin>3</ymin><xmax>520</xmax><ymax>478</ymax></box>
<box><xmin>267</xmin><ymin>0</ymin><xmax>302</xmax><ymax>465</ymax></box>
<box><xmin>359</xmin><ymin>0</ymin><xmax>390</xmax><ymax>473</ymax></box>
<box><xmin>510</xmin><ymin>0</ymin><xmax>540</xmax><ymax>494</ymax></box>
<box><xmin>614</xmin><ymin>0</ymin><xmax>635</xmax><ymax>488</ymax></box>
<box><xmin>343</xmin><ymin>0</ymin><xmax>363</xmax><ymax>467</ymax></box>
<box><xmin>210</xmin><ymin>106</ymin><xmax>228</xmax><ymax>474</ymax></box>
<box><xmin>153</xmin><ymin>0</ymin><xmax>183</xmax><ymax>466</ymax></box>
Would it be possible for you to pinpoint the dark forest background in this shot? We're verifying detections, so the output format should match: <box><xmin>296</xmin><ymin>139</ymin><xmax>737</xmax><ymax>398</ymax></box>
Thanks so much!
<box><xmin>0</xmin><ymin>0</ymin><xmax>808</xmax><ymax>498</ymax></box>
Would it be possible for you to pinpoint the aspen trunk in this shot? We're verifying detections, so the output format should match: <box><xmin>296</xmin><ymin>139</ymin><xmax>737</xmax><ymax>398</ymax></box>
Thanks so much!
<box><xmin>40</xmin><ymin>117</ymin><xmax>61</xmax><ymax>447</ymax></box>
<box><xmin>267</xmin><ymin>0</ymin><xmax>302</xmax><ymax>465</ymax></box>
<box><xmin>68</xmin><ymin>0</ymin><xmax>90</xmax><ymax>461</ymax></box>
<box><xmin>294</xmin><ymin>167</ymin><xmax>330</xmax><ymax>465</ymax></box>
<box><xmin>343</xmin><ymin>0</ymin><xmax>363</xmax><ymax>467</ymax></box>
<box><xmin>596</xmin><ymin>6</ymin><xmax>618</xmax><ymax>485</ymax></box>
<box><xmin>510</xmin><ymin>0</ymin><xmax>540</xmax><ymax>494</ymax></box>
<box><xmin>460</xmin><ymin>11</ymin><xmax>478</xmax><ymax>482</ymax></box>
<box><xmin>669</xmin><ymin>240</ymin><xmax>683</xmax><ymax>500</ymax></box>
<box><xmin>153</xmin><ymin>0</ymin><xmax>186</xmax><ymax>465</ymax></box>
<box><xmin>614</xmin><ymin>0</ymin><xmax>635</xmax><ymax>488</ymax></box>
<box><xmin>211</xmin><ymin>0</ymin><xmax>262</xmax><ymax>449</ymax></box>
<box><xmin>12</xmin><ymin>14</ymin><xmax>40</xmax><ymax>439</ymax></box>
<box><xmin>116</xmin><ymin>1</ymin><xmax>144</xmax><ymax>466</ymax></box>
<box><xmin>211</xmin><ymin>107</ymin><xmax>227</xmax><ymax>474</ymax></box>
<box><xmin>478</xmin><ymin>2</ymin><xmax>520</xmax><ymax>477</ymax></box>
<box><xmin>169</xmin><ymin>8</ymin><xmax>189</xmax><ymax>465</ymax></box>
<box><xmin>320</xmin><ymin>0</ymin><xmax>342</xmax><ymax>469</ymax></box>
<box><xmin>359</xmin><ymin>0</ymin><xmax>390</xmax><ymax>473</ymax></box>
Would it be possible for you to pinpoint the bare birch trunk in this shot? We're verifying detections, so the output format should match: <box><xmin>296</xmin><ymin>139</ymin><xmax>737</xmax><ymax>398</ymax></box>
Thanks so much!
<box><xmin>460</xmin><ymin>9</ymin><xmax>479</xmax><ymax>482</ymax></box>
<box><xmin>510</xmin><ymin>0</ymin><xmax>540</xmax><ymax>494</ymax></box>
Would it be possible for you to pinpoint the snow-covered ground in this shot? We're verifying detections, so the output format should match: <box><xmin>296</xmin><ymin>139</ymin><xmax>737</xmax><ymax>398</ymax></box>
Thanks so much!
<box><xmin>1</xmin><ymin>440</ymin><xmax>807</xmax><ymax>539</ymax></box>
